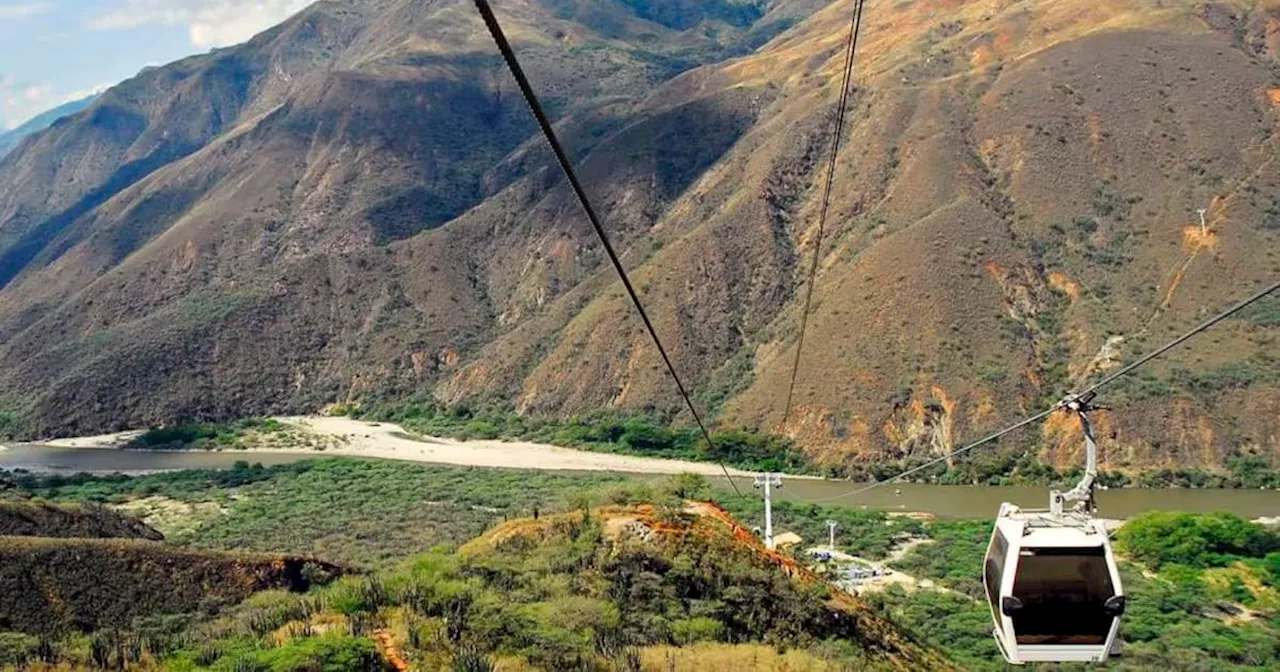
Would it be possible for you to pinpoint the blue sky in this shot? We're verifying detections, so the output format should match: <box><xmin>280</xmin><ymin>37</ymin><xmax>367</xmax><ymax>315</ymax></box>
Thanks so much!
<box><xmin>0</xmin><ymin>0</ymin><xmax>310</xmax><ymax>129</ymax></box>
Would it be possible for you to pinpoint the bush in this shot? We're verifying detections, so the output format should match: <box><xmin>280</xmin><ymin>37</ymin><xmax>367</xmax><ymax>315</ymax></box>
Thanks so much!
<box><xmin>1115</xmin><ymin>512</ymin><xmax>1280</xmax><ymax>570</ymax></box>
<box><xmin>131</xmin><ymin>423</ymin><xmax>221</xmax><ymax>449</ymax></box>
<box><xmin>324</xmin><ymin>577</ymin><xmax>389</xmax><ymax>617</ymax></box>
<box><xmin>202</xmin><ymin>635</ymin><xmax>387</xmax><ymax>672</ymax></box>
<box><xmin>0</xmin><ymin>631</ymin><xmax>39</xmax><ymax>666</ymax></box>
<box><xmin>670</xmin><ymin>617</ymin><xmax>724</xmax><ymax>645</ymax></box>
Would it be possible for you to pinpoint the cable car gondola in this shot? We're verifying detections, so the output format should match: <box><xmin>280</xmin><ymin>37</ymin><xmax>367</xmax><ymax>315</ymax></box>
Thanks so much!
<box><xmin>983</xmin><ymin>393</ymin><xmax>1125</xmax><ymax>664</ymax></box>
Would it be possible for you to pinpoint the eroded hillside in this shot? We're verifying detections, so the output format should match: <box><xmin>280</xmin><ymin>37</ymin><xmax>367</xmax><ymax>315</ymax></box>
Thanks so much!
<box><xmin>0</xmin><ymin>0</ymin><xmax>1276</xmax><ymax>475</ymax></box>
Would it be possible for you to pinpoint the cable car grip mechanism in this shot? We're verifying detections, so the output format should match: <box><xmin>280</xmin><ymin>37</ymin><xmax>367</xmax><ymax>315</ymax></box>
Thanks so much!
<box><xmin>1049</xmin><ymin>392</ymin><xmax>1107</xmax><ymax>517</ymax></box>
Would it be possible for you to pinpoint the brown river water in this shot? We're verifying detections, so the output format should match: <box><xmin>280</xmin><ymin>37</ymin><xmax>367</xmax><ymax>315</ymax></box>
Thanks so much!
<box><xmin>2</xmin><ymin>444</ymin><xmax>1277</xmax><ymax>520</ymax></box>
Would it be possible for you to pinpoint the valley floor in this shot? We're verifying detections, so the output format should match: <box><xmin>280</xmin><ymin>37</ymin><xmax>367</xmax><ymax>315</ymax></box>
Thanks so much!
<box><xmin>42</xmin><ymin>416</ymin><xmax>777</xmax><ymax>477</ymax></box>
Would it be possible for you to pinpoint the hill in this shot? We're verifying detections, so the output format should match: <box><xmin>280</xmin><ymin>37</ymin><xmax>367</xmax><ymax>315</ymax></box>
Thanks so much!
<box><xmin>442</xmin><ymin>502</ymin><xmax>952</xmax><ymax>669</ymax></box>
<box><xmin>0</xmin><ymin>0</ymin><xmax>1276</xmax><ymax>477</ymax></box>
<box><xmin>0</xmin><ymin>500</ymin><xmax>161</xmax><ymax>540</ymax></box>
<box><xmin>0</xmin><ymin>466</ymin><xmax>954</xmax><ymax>669</ymax></box>
<box><xmin>159</xmin><ymin>500</ymin><xmax>954</xmax><ymax>671</ymax></box>
<box><xmin>0</xmin><ymin>536</ymin><xmax>341</xmax><ymax>635</ymax></box>
<box><xmin>0</xmin><ymin>94</ymin><xmax>97</xmax><ymax>159</ymax></box>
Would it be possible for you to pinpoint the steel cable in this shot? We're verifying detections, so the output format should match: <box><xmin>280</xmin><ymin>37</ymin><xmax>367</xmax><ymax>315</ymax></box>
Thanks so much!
<box><xmin>783</xmin><ymin>0</ymin><xmax>869</xmax><ymax>427</ymax></box>
<box><xmin>473</xmin><ymin>0</ymin><xmax>743</xmax><ymax>495</ymax></box>
<box><xmin>810</xmin><ymin>278</ymin><xmax>1280</xmax><ymax>502</ymax></box>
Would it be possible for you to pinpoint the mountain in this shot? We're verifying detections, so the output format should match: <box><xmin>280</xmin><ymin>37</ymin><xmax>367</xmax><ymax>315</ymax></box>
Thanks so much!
<box><xmin>0</xmin><ymin>94</ymin><xmax>98</xmax><ymax>159</ymax></box>
<box><xmin>0</xmin><ymin>0</ymin><xmax>1276</xmax><ymax>477</ymax></box>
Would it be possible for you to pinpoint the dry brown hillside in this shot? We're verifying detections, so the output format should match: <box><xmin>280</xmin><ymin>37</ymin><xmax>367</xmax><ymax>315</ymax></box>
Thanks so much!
<box><xmin>0</xmin><ymin>0</ymin><xmax>1276</xmax><ymax>475</ymax></box>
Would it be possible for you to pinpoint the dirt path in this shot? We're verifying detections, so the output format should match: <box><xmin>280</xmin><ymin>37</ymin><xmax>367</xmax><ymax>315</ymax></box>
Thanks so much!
<box><xmin>371</xmin><ymin>629</ymin><xmax>409</xmax><ymax>672</ymax></box>
<box><xmin>809</xmin><ymin>538</ymin><xmax>965</xmax><ymax>597</ymax></box>
<box><xmin>36</xmin><ymin>416</ymin><xmax>788</xmax><ymax>478</ymax></box>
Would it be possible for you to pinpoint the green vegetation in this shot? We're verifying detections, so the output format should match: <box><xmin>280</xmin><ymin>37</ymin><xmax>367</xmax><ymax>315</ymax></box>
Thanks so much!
<box><xmin>0</xmin><ymin>408</ymin><xmax>24</xmax><ymax>440</ymax></box>
<box><xmin>694</xmin><ymin>348</ymin><xmax>756</xmax><ymax>419</ymax></box>
<box><xmin>1115</xmin><ymin>511</ymin><xmax>1280</xmax><ymax>570</ymax></box>
<box><xmin>848</xmin><ymin>447</ymin><xmax>1280</xmax><ymax>490</ymax></box>
<box><xmin>1108</xmin><ymin>353</ymin><xmax>1279</xmax><ymax>416</ymax></box>
<box><xmin>128</xmin><ymin>418</ymin><xmax>288</xmax><ymax>450</ymax></box>
<box><xmin>0</xmin><ymin>631</ymin><xmax>41</xmax><ymax>667</ymax></box>
<box><xmin>863</xmin><ymin>588</ymin><xmax>996</xmax><ymax>670</ymax></box>
<box><xmin>8</xmin><ymin>457</ymin><xmax>1280</xmax><ymax>670</ymax></box>
<box><xmin>337</xmin><ymin>514</ymin><xmax>892</xmax><ymax>670</ymax></box>
<box><xmin>8</xmin><ymin>459</ymin><xmax>627</xmax><ymax>567</ymax></box>
<box><xmin>0</xmin><ymin>500</ymin><xmax>161</xmax><ymax>540</ymax></box>
<box><xmin>1238</xmin><ymin>295</ymin><xmax>1280</xmax><ymax>327</ymax></box>
<box><xmin>0</xmin><ymin>536</ymin><xmax>337</xmax><ymax>636</ymax></box>
<box><xmin>165</xmin><ymin>634</ymin><xmax>389</xmax><ymax>672</ymax></box>
<box><xmin>345</xmin><ymin>399</ymin><xmax>821</xmax><ymax>474</ymax></box>
<box><xmin>1</xmin><ymin>469</ymin><xmax>939</xmax><ymax>670</ymax></box>
<box><xmin>893</xmin><ymin>520</ymin><xmax>990</xmax><ymax>599</ymax></box>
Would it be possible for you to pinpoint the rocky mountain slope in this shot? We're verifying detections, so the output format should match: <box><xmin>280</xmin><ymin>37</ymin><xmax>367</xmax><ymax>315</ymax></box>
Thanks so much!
<box><xmin>0</xmin><ymin>0</ymin><xmax>1276</xmax><ymax>475</ymax></box>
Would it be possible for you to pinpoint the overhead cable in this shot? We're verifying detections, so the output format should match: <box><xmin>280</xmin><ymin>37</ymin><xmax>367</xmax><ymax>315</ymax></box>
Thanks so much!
<box><xmin>473</xmin><ymin>0</ymin><xmax>743</xmax><ymax>496</ymax></box>
<box><xmin>783</xmin><ymin>0</ymin><xmax>870</xmax><ymax>427</ymax></box>
<box><xmin>811</xmin><ymin>278</ymin><xmax>1280</xmax><ymax>503</ymax></box>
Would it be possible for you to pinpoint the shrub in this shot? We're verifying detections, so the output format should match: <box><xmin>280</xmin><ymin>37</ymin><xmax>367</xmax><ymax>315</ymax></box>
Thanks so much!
<box><xmin>0</xmin><ymin>632</ymin><xmax>39</xmax><ymax>666</ymax></box>
<box><xmin>324</xmin><ymin>577</ymin><xmax>388</xmax><ymax>617</ymax></box>
<box><xmin>670</xmin><ymin>617</ymin><xmax>724</xmax><ymax>645</ymax></box>
<box><xmin>1116</xmin><ymin>512</ymin><xmax>1280</xmax><ymax>570</ymax></box>
<box><xmin>207</xmin><ymin>635</ymin><xmax>387</xmax><ymax>672</ymax></box>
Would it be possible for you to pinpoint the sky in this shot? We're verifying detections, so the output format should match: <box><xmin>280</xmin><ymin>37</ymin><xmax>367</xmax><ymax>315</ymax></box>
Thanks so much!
<box><xmin>0</xmin><ymin>0</ymin><xmax>312</xmax><ymax>130</ymax></box>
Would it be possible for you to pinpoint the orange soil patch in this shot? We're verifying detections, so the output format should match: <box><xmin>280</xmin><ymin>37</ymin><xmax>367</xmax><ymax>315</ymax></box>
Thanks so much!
<box><xmin>971</xmin><ymin>390</ymin><xmax>998</xmax><ymax>426</ymax></box>
<box><xmin>969</xmin><ymin>45</ymin><xmax>994</xmax><ymax>68</ymax></box>
<box><xmin>1041</xmin><ymin>408</ymin><xmax>1118</xmax><ymax>467</ymax></box>
<box><xmin>1087</xmin><ymin>114</ymin><xmax>1106</xmax><ymax>148</ymax></box>
<box><xmin>1182</xmin><ymin>225</ymin><xmax>1219</xmax><ymax>252</ymax></box>
<box><xmin>993</xmin><ymin>26</ymin><xmax>1015</xmax><ymax>50</ymax></box>
<box><xmin>1268</xmin><ymin>88</ymin><xmax>1280</xmax><ymax>107</ymax></box>
<box><xmin>1147</xmin><ymin>223</ymin><xmax>1219</xmax><ymax>323</ymax></box>
<box><xmin>1047</xmin><ymin>271</ymin><xmax>1081</xmax><ymax>302</ymax></box>
<box><xmin>687</xmin><ymin>502</ymin><xmax>819</xmax><ymax>583</ymax></box>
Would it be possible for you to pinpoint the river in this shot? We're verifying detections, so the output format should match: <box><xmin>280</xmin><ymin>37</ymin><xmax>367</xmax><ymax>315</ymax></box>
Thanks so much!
<box><xmin>716</xmin><ymin>476</ymin><xmax>1280</xmax><ymax>520</ymax></box>
<box><xmin>3</xmin><ymin>444</ymin><xmax>1277</xmax><ymax>520</ymax></box>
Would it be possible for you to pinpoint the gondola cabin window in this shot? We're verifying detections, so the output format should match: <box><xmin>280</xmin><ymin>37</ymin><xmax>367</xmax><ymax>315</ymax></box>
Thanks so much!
<box><xmin>1010</xmin><ymin>546</ymin><xmax>1115</xmax><ymax>645</ymax></box>
<box><xmin>984</xmin><ymin>529</ymin><xmax>1008</xmax><ymax>612</ymax></box>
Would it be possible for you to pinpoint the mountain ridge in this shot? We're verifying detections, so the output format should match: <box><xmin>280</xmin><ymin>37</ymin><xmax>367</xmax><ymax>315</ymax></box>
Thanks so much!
<box><xmin>0</xmin><ymin>0</ymin><xmax>1276</xmax><ymax>477</ymax></box>
<box><xmin>0</xmin><ymin>94</ymin><xmax>99</xmax><ymax>159</ymax></box>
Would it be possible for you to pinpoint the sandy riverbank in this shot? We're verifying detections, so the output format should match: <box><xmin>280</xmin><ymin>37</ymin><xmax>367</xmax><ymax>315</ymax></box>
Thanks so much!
<box><xmin>35</xmin><ymin>416</ymin><xmax>779</xmax><ymax>478</ymax></box>
<box><xmin>44</xmin><ymin>430</ymin><xmax>144</xmax><ymax>448</ymax></box>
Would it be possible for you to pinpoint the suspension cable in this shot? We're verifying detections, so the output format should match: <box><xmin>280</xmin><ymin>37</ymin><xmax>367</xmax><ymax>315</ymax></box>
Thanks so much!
<box><xmin>783</xmin><ymin>0</ymin><xmax>869</xmax><ymax>427</ymax></box>
<box><xmin>810</xmin><ymin>278</ymin><xmax>1280</xmax><ymax>503</ymax></box>
<box><xmin>472</xmin><ymin>0</ymin><xmax>742</xmax><ymax>496</ymax></box>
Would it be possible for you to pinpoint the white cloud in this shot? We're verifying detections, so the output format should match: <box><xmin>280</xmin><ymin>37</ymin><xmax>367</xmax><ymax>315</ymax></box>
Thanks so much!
<box><xmin>23</xmin><ymin>83</ymin><xmax>52</xmax><ymax>101</ymax></box>
<box><xmin>0</xmin><ymin>2</ymin><xmax>53</xmax><ymax>20</ymax></box>
<box><xmin>62</xmin><ymin>82</ymin><xmax>112</xmax><ymax>103</ymax></box>
<box><xmin>90</xmin><ymin>0</ymin><xmax>311</xmax><ymax>49</ymax></box>
<box><xmin>0</xmin><ymin>75</ymin><xmax>55</xmax><ymax>130</ymax></box>
<box><xmin>0</xmin><ymin>77</ymin><xmax>110</xmax><ymax>131</ymax></box>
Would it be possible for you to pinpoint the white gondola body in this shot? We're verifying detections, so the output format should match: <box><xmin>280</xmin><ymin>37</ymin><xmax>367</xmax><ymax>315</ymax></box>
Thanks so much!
<box><xmin>984</xmin><ymin>503</ymin><xmax>1125</xmax><ymax>665</ymax></box>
